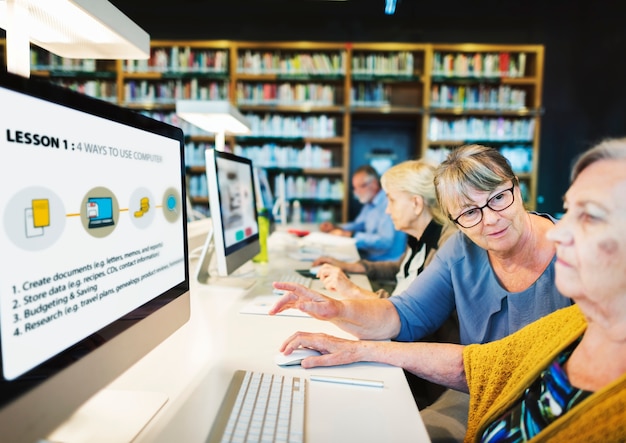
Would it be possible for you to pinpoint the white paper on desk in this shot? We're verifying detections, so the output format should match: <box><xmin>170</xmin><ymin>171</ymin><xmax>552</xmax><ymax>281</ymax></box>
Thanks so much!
<box><xmin>240</xmin><ymin>295</ymin><xmax>310</xmax><ymax>318</ymax></box>
<box><xmin>299</xmin><ymin>232</ymin><xmax>356</xmax><ymax>247</ymax></box>
<box><xmin>287</xmin><ymin>249</ymin><xmax>356</xmax><ymax>262</ymax></box>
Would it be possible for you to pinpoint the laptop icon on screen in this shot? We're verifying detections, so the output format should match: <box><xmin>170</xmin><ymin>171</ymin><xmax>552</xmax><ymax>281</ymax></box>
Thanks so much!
<box><xmin>87</xmin><ymin>197</ymin><xmax>115</xmax><ymax>228</ymax></box>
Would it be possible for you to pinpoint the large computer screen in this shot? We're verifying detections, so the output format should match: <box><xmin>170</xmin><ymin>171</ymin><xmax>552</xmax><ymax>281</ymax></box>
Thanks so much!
<box><xmin>0</xmin><ymin>72</ymin><xmax>190</xmax><ymax>442</ymax></box>
<box><xmin>195</xmin><ymin>149</ymin><xmax>260</xmax><ymax>285</ymax></box>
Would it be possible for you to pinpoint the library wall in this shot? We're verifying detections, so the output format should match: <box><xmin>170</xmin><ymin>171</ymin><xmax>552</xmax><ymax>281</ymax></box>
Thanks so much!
<box><xmin>112</xmin><ymin>0</ymin><xmax>626</xmax><ymax>217</ymax></box>
<box><xmin>8</xmin><ymin>41</ymin><xmax>544</xmax><ymax>223</ymax></box>
<box><xmin>4</xmin><ymin>1</ymin><xmax>623</xmax><ymax>216</ymax></box>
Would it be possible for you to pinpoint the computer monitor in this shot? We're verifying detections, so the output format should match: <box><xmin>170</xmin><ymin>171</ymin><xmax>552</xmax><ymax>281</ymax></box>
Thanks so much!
<box><xmin>0</xmin><ymin>71</ymin><xmax>190</xmax><ymax>442</ymax></box>
<box><xmin>195</xmin><ymin>149</ymin><xmax>260</xmax><ymax>287</ymax></box>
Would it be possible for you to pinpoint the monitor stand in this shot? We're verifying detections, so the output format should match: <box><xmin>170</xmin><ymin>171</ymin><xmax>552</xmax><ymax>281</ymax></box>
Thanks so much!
<box><xmin>45</xmin><ymin>389</ymin><xmax>167</xmax><ymax>443</ymax></box>
<box><xmin>194</xmin><ymin>226</ymin><xmax>257</xmax><ymax>290</ymax></box>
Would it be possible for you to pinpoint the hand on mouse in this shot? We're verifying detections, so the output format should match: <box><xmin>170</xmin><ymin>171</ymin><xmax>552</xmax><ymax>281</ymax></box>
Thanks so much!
<box><xmin>274</xmin><ymin>347</ymin><xmax>322</xmax><ymax>366</ymax></box>
<box><xmin>279</xmin><ymin>331</ymin><xmax>362</xmax><ymax>369</ymax></box>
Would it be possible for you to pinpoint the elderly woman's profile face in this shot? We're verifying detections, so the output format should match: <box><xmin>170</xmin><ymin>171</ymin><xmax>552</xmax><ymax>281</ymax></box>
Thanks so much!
<box><xmin>384</xmin><ymin>186</ymin><xmax>419</xmax><ymax>232</ymax></box>
<box><xmin>547</xmin><ymin>159</ymin><xmax>626</xmax><ymax>302</ymax></box>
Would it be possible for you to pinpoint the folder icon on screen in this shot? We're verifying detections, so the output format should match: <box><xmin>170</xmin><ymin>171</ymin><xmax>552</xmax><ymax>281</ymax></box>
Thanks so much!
<box><xmin>32</xmin><ymin>199</ymin><xmax>50</xmax><ymax>228</ymax></box>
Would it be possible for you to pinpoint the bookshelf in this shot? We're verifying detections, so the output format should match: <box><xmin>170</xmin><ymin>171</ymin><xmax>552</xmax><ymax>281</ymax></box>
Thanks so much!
<box><xmin>349</xmin><ymin>43</ymin><xmax>427</xmax><ymax>113</ymax></box>
<box><xmin>3</xmin><ymin>41</ymin><xmax>544</xmax><ymax>220</ymax></box>
<box><xmin>231</xmin><ymin>42</ymin><xmax>348</xmax><ymax>222</ymax></box>
<box><xmin>425</xmin><ymin>44</ymin><xmax>544</xmax><ymax>206</ymax></box>
<box><xmin>30</xmin><ymin>47</ymin><xmax>118</xmax><ymax>103</ymax></box>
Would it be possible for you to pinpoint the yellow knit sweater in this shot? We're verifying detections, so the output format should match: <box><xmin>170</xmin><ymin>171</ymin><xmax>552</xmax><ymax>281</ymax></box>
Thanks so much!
<box><xmin>463</xmin><ymin>305</ymin><xmax>626</xmax><ymax>443</ymax></box>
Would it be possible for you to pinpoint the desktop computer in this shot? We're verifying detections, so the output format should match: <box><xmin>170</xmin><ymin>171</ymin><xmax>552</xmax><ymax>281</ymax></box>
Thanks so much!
<box><xmin>0</xmin><ymin>71</ymin><xmax>190</xmax><ymax>443</ymax></box>
<box><xmin>194</xmin><ymin>149</ymin><xmax>261</xmax><ymax>289</ymax></box>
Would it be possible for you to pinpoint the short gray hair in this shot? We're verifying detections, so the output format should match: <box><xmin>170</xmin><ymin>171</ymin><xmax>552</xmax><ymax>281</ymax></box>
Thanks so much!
<box><xmin>353</xmin><ymin>164</ymin><xmax>380</xmax><ymax>184</ymax></box>
<box><xmin>434</xmin><ymin>144</ymin><xmax>517</xmax><ymax>218</ymax></box>
<box><xmin>571</xmin><ymin>137</ymin><xmax>626</xmax><ymax>182</ymax></box>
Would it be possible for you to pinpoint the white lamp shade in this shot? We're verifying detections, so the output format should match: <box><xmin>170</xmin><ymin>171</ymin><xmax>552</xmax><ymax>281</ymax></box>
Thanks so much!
<box><xmin>0</xmin><ymin>0</ymin><xmax>150</xmax><ymax>60</ymax></box>
<box><xmin>176</xmin><ymin>100</ymin><xmax>252</xmax><ymax>135</ymax></box>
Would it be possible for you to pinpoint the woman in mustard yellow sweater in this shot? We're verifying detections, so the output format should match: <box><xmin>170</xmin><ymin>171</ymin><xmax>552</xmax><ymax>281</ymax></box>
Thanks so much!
<box><xmin>462</xmin><ymin>138</ymin><xmax>626</xmax><ymax>442</ymax></box>
<box><xmin>275</xmin><ymin>138</ymin><xmax>626</xmax><ymax>442</ymax></box>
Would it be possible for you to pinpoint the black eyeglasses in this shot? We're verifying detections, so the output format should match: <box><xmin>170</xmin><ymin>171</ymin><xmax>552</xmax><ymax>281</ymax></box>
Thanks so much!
<box><xmin>450</xmin><ymin>184</ymin><xmax>516</xmax><ymax>228</ymax></box>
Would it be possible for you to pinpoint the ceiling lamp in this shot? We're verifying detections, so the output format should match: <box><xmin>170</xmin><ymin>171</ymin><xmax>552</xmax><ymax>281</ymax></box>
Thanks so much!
<box><xmin>0</xmin><ymin>0</ymin><xmax>149</xmax><ymax>77</ymax></box>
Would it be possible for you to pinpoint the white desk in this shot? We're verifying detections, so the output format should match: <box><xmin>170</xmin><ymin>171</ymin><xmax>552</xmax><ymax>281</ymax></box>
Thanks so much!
<box><xmin>103</xmin><ymin>230</ymin><xmax>431</xmax><ymax>442</ymax></box>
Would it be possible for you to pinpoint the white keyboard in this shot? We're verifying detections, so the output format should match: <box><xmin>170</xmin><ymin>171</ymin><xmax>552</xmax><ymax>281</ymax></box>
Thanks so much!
<box><xmin>206</xmin><ymin>370</ymin><xmax>306</xmax><ymax>443</ymax></box>
<box><xmin>272</xmin><ymin>273</ymin><xmax>313</xmax><ymax>295</ymax></box>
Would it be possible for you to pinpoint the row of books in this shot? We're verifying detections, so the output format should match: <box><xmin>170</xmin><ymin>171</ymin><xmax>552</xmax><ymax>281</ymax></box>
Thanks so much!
<box><xmin>430</xmin><ymin>84</ymin><xmax>528</xmax><ymax>110</ymax></box>
<box><xmin>188</xmin><ymin>175</ymin><xmax>209</xmax><ymax>199</ymax></box>
<box><xmin>31</xmin><ymin>49</ymin><xmax>98</xmax><ymax>72</ymax></box>
<box><xmin>428</xmin><ymin>116</ymin><xmax>535</xmax><ymax>142</ymax></box>
<box><xmin>124</xmin><ymin>47</ymin><xmax>229</xmax><ymax>73</ymax></box>
<box><xmin>188</xmin><ymin>172</ymin><xmax>344</xmax><ymax>204</ymax></box>
<box><xmin>185</xmin><ymin>143</ymin><xmax>213</xmax><ymax>167</ymax></box>
<box><xmin>236</xmin><ymin>50</ymin><xmax>347</xmax><ymax>75</ymax></box>
<box><xmin>432</xmin><ymin>52</ymin><xmax>527</xmax><ymax>78</ymax></box>
<box><xmin>243</xmin><ymin>113</ymin><xmax>339</xmax><ymax>138</ymax></box>
<box><xmin>50</xmin><ymin>79</ymin><xmax>117</xmax><ymax>102</ymax></box>
<box><xmin>233</xmin><ymin>143</ymin><xmax>334</xmax><ymax>169</ymax></box>
<box><xmin>278</xmin><ymin>175</ymin><xmax>344</xmax><ymax>201</ymax></box>
<box><xmin>123</xmin><ymin>80</ymin><xmax>228</xmax><ymax>104</ymax></box>
<box><xmin>185</xmin><ymin>142</ymin><xmax>334</xmax><ymax>169</ymax></box>
<box><xmin>351</xmin><ymin>52</ymin><xmax>415</xmax><ymax>76</ymax></box>
<box><xmin>29</xmin><ymin>48</ymin><xmax>531</xmax><ymax>81</ymax></box>
<box><xmin>425</xmin><ymin>145</ymin><xmax>533</xmax><ymax>173</ymax></box>
<box><xmin>235</xmin><ymin>82</ymin><xmax>338</xmax><ymax>106</ymax></box>
<box><xmin>350</xmin><ymin>83</ymin><xmax>391</xmax><ymax>107</ymax></box>
<box><xmin>131</xmin><ymin>85</ymin><xmax>526</xmax><ymax>109</ymax></box>
<box><xmin>141</xmin><ymin>109</ymin><xmax>339</xmax><ymax>140</ymax></box>
<box><xmin>274</xmin><ymin>200</ymin><xmax>338</xmax><ymax>224</ymax></box>
<box><xmin>295</xmin><ymin>205</ymin><xmax>337</xmax><ymax>224</ymax></box>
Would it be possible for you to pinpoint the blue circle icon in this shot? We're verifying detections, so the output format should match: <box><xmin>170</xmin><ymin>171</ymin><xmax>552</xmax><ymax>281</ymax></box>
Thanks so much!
<box><xmin>167</xmin><ymin>194</ymin><xmax>177</xmax><ymax>211</ymax></box>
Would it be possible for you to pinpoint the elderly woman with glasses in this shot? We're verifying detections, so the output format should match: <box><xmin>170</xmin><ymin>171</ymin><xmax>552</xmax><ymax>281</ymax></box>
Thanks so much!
<box><xmin>274</xmin><ymin>138</ymin><xmax>626</xmax><ymax>442</ymax></box>
<box><xmin>272</xmin><ymin>143</ymin><xmax>569</xmax><ymax>347</ymax></box>
<box><xmin>271</xmin><ymin>144</ymin><xmax>572</xmax><ymax>440</ymax></box>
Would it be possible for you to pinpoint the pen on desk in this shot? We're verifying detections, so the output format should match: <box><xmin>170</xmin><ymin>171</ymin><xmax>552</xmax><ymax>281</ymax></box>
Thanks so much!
<box><xmin>309</xmin><ymin>375</ymin><xmax>384</xmax><ymax>388</ymax></box>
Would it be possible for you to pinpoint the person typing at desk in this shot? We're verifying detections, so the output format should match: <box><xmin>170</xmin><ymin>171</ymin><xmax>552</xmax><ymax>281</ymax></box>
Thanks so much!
<box><xmin>312</xmin><ymin>159</ymin><xmax>455</xmax><ymax>299</ymax></box>
<box><xmin>274</xmin><ymin>138</ymin><xmax>626</xmax><ymax>442</ymax></box>
<box><xmin>319</xmin><ymin>164</ymin><xmax>406</xmax><ymax>262</ymax></box>
<box><xmin>312</xmin><ymin>159</ymin><xmax>458</xmax><ymax>408</ymax></box>
<box><xmin>271</xmin><ymin>144</ymin><xmax>572</xmax><ymax>441</ymax></box>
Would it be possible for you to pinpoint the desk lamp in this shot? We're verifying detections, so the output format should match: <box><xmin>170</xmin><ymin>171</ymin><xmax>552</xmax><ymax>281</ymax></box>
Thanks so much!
<box><xmin>0</xmin><ymin>0</ymin><xmax>149</xmax><ymax>78</ymax></box>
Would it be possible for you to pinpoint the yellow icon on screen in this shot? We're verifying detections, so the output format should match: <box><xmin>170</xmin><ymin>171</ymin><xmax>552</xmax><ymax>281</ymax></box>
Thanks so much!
<box><xmin>133</xmin><ymin>197</ymin><xmax>150</xmax><ymax>218</ymax></box>
<box><xmin>25</xmin><ymin>198</ymin><xmax>50</xmax><ymax>238</ymax></box>
<box><xmin>32</xmin><ymin>199</ymin><xmax>50</xmax><ymax>227</ymax></box>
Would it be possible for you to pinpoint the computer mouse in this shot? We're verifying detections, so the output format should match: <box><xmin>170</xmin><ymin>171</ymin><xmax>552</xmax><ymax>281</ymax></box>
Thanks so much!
<box><xmin>274</xmin><ymin>348</ymin><xmax>322</xmax><ymax>366</ymax></box>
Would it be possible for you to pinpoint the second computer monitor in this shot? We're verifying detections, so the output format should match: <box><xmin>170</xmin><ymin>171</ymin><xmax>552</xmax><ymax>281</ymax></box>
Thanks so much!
<box><xmin>202</xmin><ymin>148</ymin><xmax>260</xmax><ymax>279</ymax></box>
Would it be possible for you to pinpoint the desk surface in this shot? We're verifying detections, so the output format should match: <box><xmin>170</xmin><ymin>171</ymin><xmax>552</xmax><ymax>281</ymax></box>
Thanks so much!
<box><xmin>105</xmin><ymin>230</ymin><xmax>431</xmax><ymax>442</ymax></box>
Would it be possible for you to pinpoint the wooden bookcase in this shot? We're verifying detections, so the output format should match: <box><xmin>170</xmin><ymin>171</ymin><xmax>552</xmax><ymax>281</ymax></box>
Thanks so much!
<box><xmin>2</xmin><ymin>41</ymin><xmax>544</xmax><ymax>220</ymax></box>
<box><xmin>231</xmin><ymin>41</ymin><xmax>349</xmax><ymax>223</ymax></box>
<box><xmin>426</xmin><ymin>44</ymin><xmax>544</xmax><ymax>207</ymax></box>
